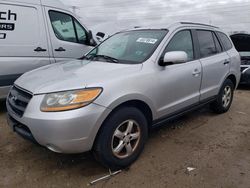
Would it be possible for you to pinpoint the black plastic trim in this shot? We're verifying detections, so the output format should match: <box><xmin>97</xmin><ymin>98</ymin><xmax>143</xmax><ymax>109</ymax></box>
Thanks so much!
<box><xmin>152</xmin><ymin>96</ymin><xmax>217</xmax><ymax>128</ymax></box>
<box><xmin>7</xmin><ymin>114</ymin><xmax>39</xmax><ymax>145</ymax></box>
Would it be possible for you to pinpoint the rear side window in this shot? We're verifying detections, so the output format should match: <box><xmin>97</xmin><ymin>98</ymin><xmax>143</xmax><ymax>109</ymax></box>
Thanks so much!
<box><xmin>163</xmin><ymin>30</ymin><xmax>194</xmax><ymax>61</ymax></box>
<box><xmin>197</xmin><ymin>30</ymin><xmax>220</xmax><ymax>58</ymax></box>
<box><xmin>217</xmin><ymin>32</ymin><xmax>233</xmax><ymax>51</ymax></box>
<box><xmin>49</xmin><ymin>11</ymin><xmax>87</xmax><ymax>44</ymax></box>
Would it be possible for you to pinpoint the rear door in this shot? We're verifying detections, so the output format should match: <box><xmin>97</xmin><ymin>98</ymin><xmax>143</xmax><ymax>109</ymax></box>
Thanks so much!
<box><xmin>0</xmin><ymin>1</ymin><xmax>51</xmax><ymax>91</ymax></box>
<box><xmin>197</xmin><ymin>30</ymin><xmax>230</xmax><ymax>100</ymax></box>
<box><xmin>218</xmin><ymin>32</ymin><xmax>241</xmax><ymax>83</ymax></box>
<box><xmin>44</xmin><ymin>8</ymin><xmax>93</xmax><ymax>62</ymax></box>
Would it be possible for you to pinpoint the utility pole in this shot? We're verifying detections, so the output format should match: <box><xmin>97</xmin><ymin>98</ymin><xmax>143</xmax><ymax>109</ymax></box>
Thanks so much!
<box><xmin>71</xmin><ymin>6</ymin><xmax>77</xmax><ymax>14</ymax></box>
<box><xmin>68</xmin><ymin>5</ymin><xmax>82</xmax><ymax>19</ymax></box>
<box><xmin>68</xmin><ymin>5</ymin><xmax>80</xmax><ymax>14</ymax></box>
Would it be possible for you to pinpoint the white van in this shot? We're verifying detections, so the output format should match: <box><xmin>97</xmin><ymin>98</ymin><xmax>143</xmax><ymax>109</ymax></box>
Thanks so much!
<box><xmin>0</xmin><ymin>0</ymin><xmax>99</xmax><ymax>99</ymax></box>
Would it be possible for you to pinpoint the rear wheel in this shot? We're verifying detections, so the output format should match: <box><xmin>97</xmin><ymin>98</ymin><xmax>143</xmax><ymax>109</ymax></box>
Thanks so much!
<box><xmin>93</xmin><ymin>107</ymin><xmax>148</xmax><ymax>170</ymax></box>
<box><xmin>210</xmin><ymin>79</ymin><xmax>234</xmax><ymax>114</ymax></box>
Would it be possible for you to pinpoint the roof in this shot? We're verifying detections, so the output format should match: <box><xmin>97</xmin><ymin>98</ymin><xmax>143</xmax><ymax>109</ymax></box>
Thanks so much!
<box><xmin>1</xmin><ymin>0</ymin><xmax>40</xmax><ymax>5</ymax></box>
<box><xmin>41</xmin><ymin>0</ymin><xmax>68</xmax><ymax>10</ymax></box>
<box><xmin>1</xmin><ymin>0</ymin><xmax>68</xmax><ymax>10</ymax></box>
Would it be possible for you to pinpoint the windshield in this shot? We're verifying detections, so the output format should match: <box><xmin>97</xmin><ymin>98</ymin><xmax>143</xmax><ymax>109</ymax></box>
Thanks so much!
<box><xmin>239</xmin><ymin>52</ymin><xmax>250</xmax><ymax>57</ymax></box>
<box><xmin>86</xmin><ymin>29</ymin><xmax>168</xmax><ymax>64</ymax></box>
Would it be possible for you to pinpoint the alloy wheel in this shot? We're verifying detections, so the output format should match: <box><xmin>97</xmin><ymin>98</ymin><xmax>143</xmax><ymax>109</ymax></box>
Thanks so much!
<box><xmin>222</xmin><ymin>86</ymin><xmax>232</xmax><ymax>108</ymax></box>
<box><xmin>111</xmin><ymin>120</ymin><xmax>141</xmax><ymax>159</ymax></box>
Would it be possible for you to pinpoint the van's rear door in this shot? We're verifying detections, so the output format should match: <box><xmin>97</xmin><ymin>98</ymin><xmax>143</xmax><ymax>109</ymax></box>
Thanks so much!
<box><xmin>0</xmin><ymin>1</ymin><xmax>51</xmax><ymax>91</ymax></box>
<box><xmin>44</xmin><ymin>7</ymin><xmax>93</xmax><ymax>62</ymax></box>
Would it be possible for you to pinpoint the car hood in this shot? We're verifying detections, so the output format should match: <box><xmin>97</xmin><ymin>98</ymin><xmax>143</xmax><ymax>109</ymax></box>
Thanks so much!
<box><xmin>15</xmin><ymin>60</ymin><xmax>142</xmax><ymax>94</ymax></box>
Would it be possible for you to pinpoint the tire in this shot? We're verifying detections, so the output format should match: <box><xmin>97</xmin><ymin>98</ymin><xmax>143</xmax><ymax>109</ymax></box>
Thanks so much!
<box><xmin>210</xmin><ymin>79</ymin><xmax>234</xmax><ymax>114</ymax></box>
<box><xmin>93</xmin><ymin>107</ymin><xmax>148</xmax><ymax>170</ymax></box>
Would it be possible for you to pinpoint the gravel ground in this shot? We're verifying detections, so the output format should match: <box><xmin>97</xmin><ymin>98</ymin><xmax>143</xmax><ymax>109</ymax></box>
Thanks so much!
<box><xmin>1</xmin><ymin>88</ymin><xmax>250</xmax><ymax>188</ymax></box>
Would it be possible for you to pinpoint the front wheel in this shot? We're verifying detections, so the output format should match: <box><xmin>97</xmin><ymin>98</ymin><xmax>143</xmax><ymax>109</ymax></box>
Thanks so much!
<box><xmin>93</xmin><ymin>107</ymin><xmax>148</xmax><ymax>170</ymax></box>
<box><xmin>210</xmin><ymin>79</ymin><xmax>234</xmax><ymax>114</ymax></box>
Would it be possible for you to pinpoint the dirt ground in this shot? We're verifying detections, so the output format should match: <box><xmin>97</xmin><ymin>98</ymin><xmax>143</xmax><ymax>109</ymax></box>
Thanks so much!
<box><xmin>1</xmin><ymin>88</ymin><xmax>250</xmax><ymax>188</ymax></box>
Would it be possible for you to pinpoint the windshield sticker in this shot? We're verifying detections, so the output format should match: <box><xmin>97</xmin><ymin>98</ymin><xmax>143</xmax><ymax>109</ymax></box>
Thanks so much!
<box><xmin>136</xmin><ymin>38</ymin><xmax>158</xmax><ymax>44</ymax></box>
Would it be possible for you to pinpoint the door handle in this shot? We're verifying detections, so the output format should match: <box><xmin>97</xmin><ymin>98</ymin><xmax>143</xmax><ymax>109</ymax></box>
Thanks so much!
<box><xmin>224</xmin><ymin>60</ymin><xmax>230</xmax><ymax>65</ymax></box>
<box><xmin>55</xmin><ymin>47</ymin><xmax>66</xmax><ymax>52</ymax></box>
<box><xmin>34</xmin><ymin>47</ymin><xmax>47</xmax><ymax>52</ymax></box>
<box><xmin>192</xmin><ymin>69</ymin><xmax>201</xmax><ymax>76</ymax></box>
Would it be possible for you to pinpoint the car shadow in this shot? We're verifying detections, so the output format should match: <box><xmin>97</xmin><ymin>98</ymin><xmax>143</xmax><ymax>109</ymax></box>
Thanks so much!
<box><xmin>1</xmin><ymin>105</ymin><xmax>217</xmax><ymax>186</ymax></box>
<box><xmin>0</xmin><ymin>99</ymin><xmax>6</xmax><ymax>114</ymax></box>
<box><xmin>45</xmin><ymin>151</ymin><xmax>108</xmax><ymax>177</ymax></box>
<box><xmin>150</xmin><ymin>105</ymin><xmax>214</xmax><ymax>132</ymax></box>
<box><xmin>3</xmin><ymin>142</ymin><xmax>109</xmax><ymax>184</ymax></box>
<box><xmin>237</xmin><ymin>84</ymin><xmax>250</xmax><ymax>90</ymax></box>
<box><xmin>15</xmin><ymin>107</ymin><xmax>212</xmax><ymax>183</ymax></box>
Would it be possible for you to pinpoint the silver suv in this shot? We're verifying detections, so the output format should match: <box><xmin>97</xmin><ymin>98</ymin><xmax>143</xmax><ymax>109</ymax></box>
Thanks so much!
<box><xmin>6</xmin><ymin>22</ymin><xmax>241</xmax><ymax>170</ymax></box>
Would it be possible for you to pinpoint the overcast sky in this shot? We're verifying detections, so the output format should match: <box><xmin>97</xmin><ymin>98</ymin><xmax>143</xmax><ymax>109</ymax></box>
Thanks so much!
<box><xmin>62</xmin><ymin>0</ymin><xmax>250</xmax><ymax>35</ymax></box>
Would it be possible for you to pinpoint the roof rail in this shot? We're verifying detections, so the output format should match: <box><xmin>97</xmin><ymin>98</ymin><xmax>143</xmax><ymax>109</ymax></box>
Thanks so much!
<box><xmin>180</xmin><ymin>22</ymin><xmax>219</xmax><ymax>29</ymax></box>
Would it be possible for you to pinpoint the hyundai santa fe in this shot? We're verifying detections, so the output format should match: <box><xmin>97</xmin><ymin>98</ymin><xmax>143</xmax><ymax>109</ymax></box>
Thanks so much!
<box><xmin>6</xmin><ymin>22</ymin><xmax>241</xmax><ymax>170</ymax></box>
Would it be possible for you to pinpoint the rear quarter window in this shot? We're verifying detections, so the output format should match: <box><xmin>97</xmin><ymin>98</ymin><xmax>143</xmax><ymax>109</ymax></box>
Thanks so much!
<box><xmin>217</xmin><ymin>32</ymin><xmax>233</xmax><ymax>51</ymax></box>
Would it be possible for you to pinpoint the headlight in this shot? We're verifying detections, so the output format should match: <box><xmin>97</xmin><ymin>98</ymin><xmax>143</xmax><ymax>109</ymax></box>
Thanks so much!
<box><xmin>40</xmin><ymin>88</ymin><xmax>102</xmax><ymax>112</ymax></box>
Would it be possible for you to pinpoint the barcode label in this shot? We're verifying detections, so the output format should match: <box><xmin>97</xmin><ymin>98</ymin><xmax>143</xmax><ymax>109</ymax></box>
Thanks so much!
<box><xmin>136</xmin><ymin>38</ymin><xmax>158</xmax><ymax>44</ymax></box>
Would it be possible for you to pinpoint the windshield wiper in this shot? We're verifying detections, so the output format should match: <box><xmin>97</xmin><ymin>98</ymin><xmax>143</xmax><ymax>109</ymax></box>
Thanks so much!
<box><xmin>79</xmin><ymin>55</ymin><xmax>87</xmax><ymax>60</ymax></box>
<box><xmin>90</xmin><ymin>54</ymin><xmax>119</xmax><ymax>63</ymax></box>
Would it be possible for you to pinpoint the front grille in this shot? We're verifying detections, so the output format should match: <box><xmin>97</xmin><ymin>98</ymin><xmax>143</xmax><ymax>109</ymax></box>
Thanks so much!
<box><xmin>8</xmin><ymin>86</ymin><xmax>33</xmax><ymax>117</ymax></box>
<box><xmin>241</xmin><ymin>59</ymin><xmax>250</xmax><ymax>65</ymax></box>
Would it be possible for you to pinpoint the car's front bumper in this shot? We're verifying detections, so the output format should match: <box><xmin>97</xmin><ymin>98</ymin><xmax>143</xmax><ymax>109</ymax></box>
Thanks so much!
<box><xmin>6</xmin><ymin>94</ymin><xmax>111</xmax><ymax>153</ymax></box>
<box><xmin>240</xmin><ymin>66</ymin><xmax>250</xmax><ymax>84</ymax></box>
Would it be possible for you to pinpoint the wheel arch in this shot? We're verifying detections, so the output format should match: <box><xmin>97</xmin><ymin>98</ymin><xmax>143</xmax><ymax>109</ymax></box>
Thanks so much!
<box><xmin>109</xmin><ymin>99</ymin><xmax>154</xmax><ymax>127</ymax></box>
<box><xmin>226</xmin><ymin>74</ymin><xmax>237</xmax><ymax>89</ymax></box>
<box><xmin>92</xmin><ymin>98</ymin><xmax>155</xmax><ymax>150</ymax></box>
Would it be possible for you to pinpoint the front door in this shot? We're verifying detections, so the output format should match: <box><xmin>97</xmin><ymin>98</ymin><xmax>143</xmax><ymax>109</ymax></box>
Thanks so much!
<box><xmin>44</xmin><ymin>8</ymin><xmax>93</xmax><ymax>62</ymax></box>
<box><xmin>155</xmin><ymin>30</ymin><xmax>202</xmax><ymax>118</ymax></box>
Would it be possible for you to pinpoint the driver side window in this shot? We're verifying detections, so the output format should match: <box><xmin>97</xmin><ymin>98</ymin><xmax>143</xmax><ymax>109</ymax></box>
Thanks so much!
<box><xmin>163</xmin><ymin>30</ymin><xmax>194</xmax><ymax>61</ymax></box>
<box><xmin>49</xmin><ymin>10</ymin><xmax>88</xmax><ymax>44</ymax></box>
<box><xmin>74</xmin><ymin>19</ymin><xmax>87</xmax><ymax>44</ymax></box>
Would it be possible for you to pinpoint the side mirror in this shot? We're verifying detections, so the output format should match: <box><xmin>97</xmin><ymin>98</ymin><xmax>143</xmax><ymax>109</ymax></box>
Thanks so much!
<box><xmin>159</xmin><ymin>51</ymin><xmax>188</xmax><ymax>66</ymax></box>
<box><xmin>88</xmin><ymin>30</ymin><xmax>97</xmax><ymax>46</ymax></box>
<box><xmin>96</xmin><ymin>32</ymin><xmax>105</xmax><ymax>42</ymax></box>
